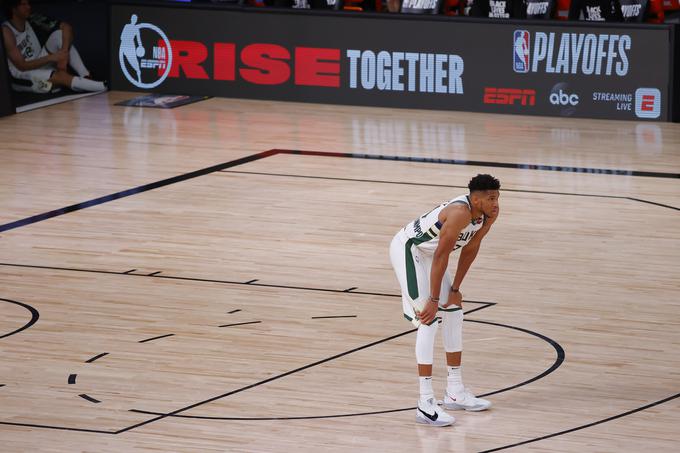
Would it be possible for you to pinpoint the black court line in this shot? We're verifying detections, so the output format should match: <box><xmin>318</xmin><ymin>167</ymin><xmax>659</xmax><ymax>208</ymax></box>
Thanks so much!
<box><xmin>126</xmin><ymin>312</ymin><xmax>563</xmax><ymax>422</ymax></box>
<box><xmin>123</xmin><ymin>269</ymin><xmax>136</xmax><ymax>274</ymax></box>
<box><xmin>0</xmin><ymin>262</ymin><xmax>491</xmax><ymax>305</ymax></box>
<box><xmin>85</xmin><ymin>352</ymin><xmax>109</xmax><ymax>363</ymax></box>
<box><xmin>129</xmin><ymin>406</ymin><xmax>412</xmax><ymax>421</ymax></box>
<box><xmin>1</xmin><ymin>148</ymin><xmax>677</xmax><ymax>234</ymax></box>
<box><xmin>343</xmin><ymin>287</ymin><xmax>358</xmax><ymax>292</ymax></box>
<box><xmin>0</xmin><ymin>298</ymin><xmax>40</xmax><ymax>340</ymax></box>
<box><xmin>220</xmin><ymin>170</ymin><xmax>680</xmax><ymax>212</ymax></box>
<box><xmin>273</xmin><ymin>149</ymin><xmax>680</xmax><ymax>179</ymax></box>
<box><xmin>68</xmin><ymin>374</ymin><xmax>77</xmax><ymax>385</ymax></box>
<box><xmin>0</xmin><ymin>150</ymin><xmax>278</xmax><ymax>233</ymax></box>
<box><xmin>2</xmin><ymin>149</ymin><xmax>676</xmax><ymax>438</ymax></box>
<box><xmin>78</xmin><ymin>394</ymin><xmax>101</xmax><ymax>404</ymax></box>
<box><xmin>467</xmin><ymin>319</ymin><xmax>565</xmax><ymax>398</ymax></box>
<box><xmin>311</xmin><ymin>315</ymin><xmax>357</xmax><ymax>319</ymax></box>
<box><xmin>0</xmin><ymin>277</ymin><xmax>493</xmax><ymax>433</ymax></box>
<box><xmin>227</xmin><ymin>309</ymin><xmax>242</xmax><ymax>314</ymax></box>
<box><xmin>148</xmin><ymin>271</ymin><xmax>162</xmax><ymax>277</ymax></box>
<box><xmin>480</xmin><ymin>391</ymin><xmax>680</xmax><ymax>452</ymax></box>
<box><xmin>0</xmin><ymin>420</ymin><xmax>115</xmax><ymax>434</ymax></box>
<box><xmin>460</xmin><ymin>302</ymin><xmax>496</xmax><ymax>316</ymax></box>
<box><xmin>627</xmin><ymin>197</ymin><xmax>680</xmax><ymax>211</ymax></box>
<box><xmin>218</xmin><ymin>321</ymin><xmax>261</xmax><ymax>328</ymax></box>
<box><xmin>138</xmin><ymin>333</ymin><xmax>174</xmax><ymax>344</ymax></box>
<box><xmin>116</xmin><ymin>313</ymin><xmax>469</xmax><ymax>434</ymax></box>
<box><xmin>244</xmin><ymin>279</ymin><xmax>258</xmax><ymax>284</ymax></box>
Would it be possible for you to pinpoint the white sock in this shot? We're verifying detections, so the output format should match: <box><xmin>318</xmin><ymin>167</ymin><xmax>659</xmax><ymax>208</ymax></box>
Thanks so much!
<box><xmin>419</xmin><ymin>376</ymin><xmax>434</xmax><ymax>402</ymax></box>
<box><xmin>71</xmin><ymin>76</ymin><xmax>105</xmax><ymax>92</ymax></box>
<box><xmin>446</xmin><ymin>366</ymin><xmax>464</xmax><ymax>396</ymax></box>
<box><xmin>69</xmin><ymin>46</ymin><xmax>90</xmax><ymax>77</ymax></box>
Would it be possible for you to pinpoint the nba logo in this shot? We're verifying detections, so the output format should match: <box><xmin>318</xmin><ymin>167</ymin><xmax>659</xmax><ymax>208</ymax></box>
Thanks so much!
<box><xmin>635</xmin><ymin>88</ymin><xmax>661</xmax><ymax>119</ymax></box>
<box><xmin>513</xmin><ymin>30</ymin><xmax>530</xmax><ymax>73</ymax></box>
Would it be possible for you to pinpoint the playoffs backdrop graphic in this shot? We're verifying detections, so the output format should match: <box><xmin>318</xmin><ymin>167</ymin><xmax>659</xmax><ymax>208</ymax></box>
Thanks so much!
<box><xmin>110</xmin><ymin>6</ymin><xmax>672</xmax><ymax>121</ymax></box>
<box><xmin>512</xmin><ymin>29</ymin><xmax>631</xmax><ymax>76</ymax></box>
<box><xmin>119</xmin><ymin>14</ymin><xmax>173</xmax><ymax>89</ymax></box>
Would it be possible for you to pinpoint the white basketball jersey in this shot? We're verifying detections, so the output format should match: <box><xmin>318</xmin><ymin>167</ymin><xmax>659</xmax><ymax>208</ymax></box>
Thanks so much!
<box><xmin>2</xmin><ymin>21</ymin><xmax>43</xmax><ymax>74</ymax></box>
<box><xmin>402</xmin><ymin>194</ymin><xmax>484</xmax><ymax>254</ymax></box>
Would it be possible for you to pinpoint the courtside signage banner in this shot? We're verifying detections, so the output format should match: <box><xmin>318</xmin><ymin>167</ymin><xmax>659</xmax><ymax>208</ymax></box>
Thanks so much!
<box><xmin>110</xmin><ymin>5</ymin><xmax>673</xmax><ymax>121</ymax></box>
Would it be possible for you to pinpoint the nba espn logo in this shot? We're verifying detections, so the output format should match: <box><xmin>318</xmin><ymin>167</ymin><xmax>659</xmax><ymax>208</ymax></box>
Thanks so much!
<box><xmin>513</xmin><ymin>30</ymin><xmax>530</xmax><ymax>73</ymax></box>
<box><xmin>634</xmin><ymin>88</ymin><xmax>660</xmax><ymax>119</ymax></box>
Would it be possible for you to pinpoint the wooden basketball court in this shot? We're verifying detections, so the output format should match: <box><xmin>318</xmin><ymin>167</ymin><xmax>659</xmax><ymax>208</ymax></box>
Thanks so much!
<box><xmin>1</xmin><ymin>91</ymin><xmax>679</xmax><ymax>452</ymax></box>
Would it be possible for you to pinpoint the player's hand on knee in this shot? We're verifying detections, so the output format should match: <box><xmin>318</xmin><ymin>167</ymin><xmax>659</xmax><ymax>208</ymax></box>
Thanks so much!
<box><xmin>443</xmin><ymin>290</ymin><xmax>462</xmax><ymax>308</ymax></box>
<box><xmin>417</xmin><ymin>297</ymin><xmax>439</xmax><ymax>325</ymax></box>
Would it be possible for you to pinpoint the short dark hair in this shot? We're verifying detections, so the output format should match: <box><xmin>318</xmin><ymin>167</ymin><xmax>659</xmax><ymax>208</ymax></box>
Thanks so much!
<box><xmin>468</xmin><ymin>174</ymin><xmax>500</xmax><ymax>192</ymax></box>
<box><xmin>2</xmin><ymin>0</ymin><xmax>22</xmax><ymax>19</ymax></box>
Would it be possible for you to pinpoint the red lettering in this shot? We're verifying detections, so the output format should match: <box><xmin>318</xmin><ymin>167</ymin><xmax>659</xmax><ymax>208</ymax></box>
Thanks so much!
<box><xmin>214</xmin><ymin>43</ymin><xmax>236</xmax><ymax>81</ymax></box>
<box><xmin>169</xmin><ymin>40</ymin><xmax>209</xmax><ymax>79</ymax></box>
<box><xmin>295</xmin><ymin>47</ymin><xmax>340</xmax><ymax>87</ymax></box>
<box><xmin>641</xmin><ymin>95</ymin><xmax>655</xmax><ymax>111</ymax></box>
<box><xmin>508</xmin><ymin>93</ymin><xmax>523</xmax><ymax>104</ymax></box>
<box><xmin>484</xmin><ymin>88</ymin><xmax>535</xmax><ymax>105</ymax></box>
<box><xmin>483</xmin><ymin>87</ymin><xmax>497</xmax><ymax>104</ymax></box>
<box><xmin>240</xmin><ymin>44</ymin><xmax>290</xmax><ymax>85</ymax></box>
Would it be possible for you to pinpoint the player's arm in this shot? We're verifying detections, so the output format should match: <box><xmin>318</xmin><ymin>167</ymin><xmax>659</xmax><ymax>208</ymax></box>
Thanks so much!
<box><xmin>449</xmin><ymin>206</ymin><xmax>500</xmax><ymax>304</ymax></box>
<box><xmin>417</xmin><ymin>204</ymin><xmax>469</xmax><ymax>325</ymax></box>
<box><xmin>56</xmin><ymin>22</ymin><xmax>73</xmax><ymax>70</ymax></box>
<box><xmin>2</xmin><ymin>27</ymin><xmax>60</xmax><ymax>71</ymax></box>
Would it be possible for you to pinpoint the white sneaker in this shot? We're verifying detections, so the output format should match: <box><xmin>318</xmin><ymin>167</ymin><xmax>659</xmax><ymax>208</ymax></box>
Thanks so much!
<box><xmin>31</xmin><ymin>77</ymin><xmax>52</xmax><ymax>94</ymax></box>
<box><xmin>415</xmin><ymin>397</ymin><xmax>455</xmax><ymax>426</ymax></box>
<box><xmin>443</xmin><ymin>389</ymin><xmax>492</xmax><ymax>412</ymax></box>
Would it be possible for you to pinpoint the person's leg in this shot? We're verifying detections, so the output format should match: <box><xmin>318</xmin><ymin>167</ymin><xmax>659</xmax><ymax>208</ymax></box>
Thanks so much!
<box><xmin>49</xmin><ymin>69</ymin><xmax>105</xmax><ymax>92</ymax></box>
<box><xmin>44</xmin><ymin>27</ymin><xmax>90</xmax><ymax>77</ymax></box>
<box><xmin>389</xmin><ymin>233</ymin><xmax>454</xmax><ymax>426</ymax></box>
<box><xmin>441</xmin><ymin>284</ymin><xmax>491</xmax><ymax>411</ymax></box>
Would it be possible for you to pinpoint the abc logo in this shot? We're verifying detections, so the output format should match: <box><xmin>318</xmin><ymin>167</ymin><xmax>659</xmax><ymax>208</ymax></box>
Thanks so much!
<box><xmin>550</xmin><ymin>90</ymin><xmax>579</xmax><ymax>106</ymax></box>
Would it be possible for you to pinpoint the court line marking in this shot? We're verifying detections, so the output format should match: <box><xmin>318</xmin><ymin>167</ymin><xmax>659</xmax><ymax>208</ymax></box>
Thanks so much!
<box><xmin>2</xmin><ymin>150</ymin><xmax>676</xmax><ymax>444</ymax></box>
<box><xmin>218</xmin><ymin>170</ymin><xmax>679</xmax><ymax>211</ymax></box>
<box><xmin>2</xmin><ymin>149</ymin><xmax>677</xmax><ymax>234</ymax></box>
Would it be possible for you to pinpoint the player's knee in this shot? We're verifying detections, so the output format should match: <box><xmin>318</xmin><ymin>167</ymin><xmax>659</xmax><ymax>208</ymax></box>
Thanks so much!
<box><xmin>60</xmin><ymin>22</ymin><xmax>72</xmax><ymax>34</ymax></box>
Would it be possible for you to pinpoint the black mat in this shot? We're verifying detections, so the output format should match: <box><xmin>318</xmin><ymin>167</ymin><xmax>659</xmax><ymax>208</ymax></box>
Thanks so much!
<box><xmin>115</xmin><ymin>94</ymin><xmax>211</xmax><ymax>109</ymax></box>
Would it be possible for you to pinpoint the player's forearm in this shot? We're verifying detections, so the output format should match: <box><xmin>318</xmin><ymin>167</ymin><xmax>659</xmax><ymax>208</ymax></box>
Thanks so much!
<box><xmin>452</xmin><ymin>244</ymin><xmax>479</xmax><ymax>289</ymax></box>
<box><xmin>14</xmin><ymin>55</ymin><xmax>52</xmax><ymax>71</ymax></box>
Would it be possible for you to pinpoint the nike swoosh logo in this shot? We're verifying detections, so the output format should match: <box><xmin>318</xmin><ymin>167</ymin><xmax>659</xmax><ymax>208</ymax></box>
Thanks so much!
<box><xmin>418</xmin><ymin>407</ymin><xmax>439</xmax><ymax>421</ymax></box>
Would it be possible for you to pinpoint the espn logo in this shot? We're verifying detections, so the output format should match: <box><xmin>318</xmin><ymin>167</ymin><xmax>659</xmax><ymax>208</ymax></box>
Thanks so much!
<box><xmin>635</xmin><ymin>88</ymin><xmax>660</xmax><ymax>119</ymax></box>
<box><xmin>483</xmin><ymin>88</ymin><xmax>536</xmax><ymax>106</ymax></box>
<box><xmin>513</xmin><ymin>30</ymin><xmax>530</xmax><ymax>73</ymax></box>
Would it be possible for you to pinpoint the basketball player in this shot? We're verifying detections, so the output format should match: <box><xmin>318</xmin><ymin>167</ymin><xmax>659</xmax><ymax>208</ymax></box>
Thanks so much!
<box><xmin>389</xmin><ymin>174</ymin><xmax>500</xmax><ymax>426</ymax></box>
<box><xmin>1</xmin><ymin>0</ymin><xmax>106</xmax><ymax>93</ymax></box>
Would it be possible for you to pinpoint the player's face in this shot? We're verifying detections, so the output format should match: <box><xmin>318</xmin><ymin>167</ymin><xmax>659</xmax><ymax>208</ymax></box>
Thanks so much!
<box><xmin>13</xmin><ymin>0</ymin><xmax>31</xmax><ymax>20</ymax></box>
<box><xmin>479</xmin><ymin>190</ymin><xmax>500</xmax><ymax>218</ymax></box>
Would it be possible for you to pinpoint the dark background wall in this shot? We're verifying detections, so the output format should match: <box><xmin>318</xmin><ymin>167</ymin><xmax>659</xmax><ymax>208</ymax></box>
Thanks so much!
<box><xmin>0</xmin><ymin>34</ymin><xmax>14</xmax><ymax>117</ymax></box>
<box><xmin>31</xmin><ymin>0</ymin><xmax>110</xmax><ymax>81</ymax></box>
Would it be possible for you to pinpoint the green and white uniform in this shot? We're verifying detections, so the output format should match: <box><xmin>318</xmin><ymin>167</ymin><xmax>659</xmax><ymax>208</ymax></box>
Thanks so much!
<box><xmin>2</xmin><ymin>20</ymin><xmax>55</xmax><ymax>88</ymax></box>
<box><xmin>390</xmin><ymin>194</ymin><xmax>484</xmax><ymax>325</ymax></box>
